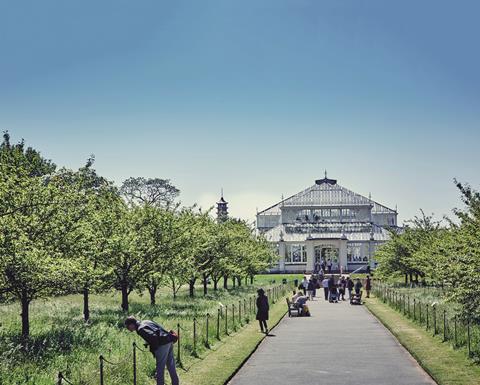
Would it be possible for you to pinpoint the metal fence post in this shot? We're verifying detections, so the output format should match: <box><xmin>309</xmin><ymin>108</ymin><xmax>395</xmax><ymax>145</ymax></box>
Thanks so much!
<box><xmin>57</xmin><ymin>372</ymin><xmax>63</xmax><ymax>385</ymax></box>
<box><xmin>205</xmin><ymin>313</ymin><xmax>210</xmax><ymax>348</ymax></box>
<box><xmin>443</xmin><ymin>309</ymin><xmax>447</xmax><ymax>342</ymax></box>
<box><xmin>217</xmin><ymin>308</ymin><xmax>221</xmax><ymax>340</ymax></box>
<box><xmin>99</xmin><ymin>356</ymin><xmax>104</xmax><ymax>385</ymax></box>
<box><xmin>467</xmin><ymin>319</ymin><xmax>472</xmax><ymax>358</ymax></box>
<box><xmin>225</xmin><ymin>306</ymin><xmax>228</xmax><ymax>335</ymax></box>
<box><xmin>232</xmin><ymin>304</ymin><xmax>236</xmax><ymax>331</ymax></box>
<box><xmin>433</xmin><ymin>305</ymin><xmax>437</xmax><ymax>335</ymax></box>
<box><xmin>133</xmin><ymin>342</ymin><xmax>137</xmax><ymax>385</ymax></box>
<box><xmin>239</xmin><ymin>300</ymin><xmax>242</xmax><ymax>325</ymax></box>
<box><xmin>193</xmin><ymin>317</ymin><xmax>197</xmax><ymax>356</ymax></box>
<box><xmin>454</xmin><ymin>315</ymin><xmax>457</xmax><ymax>348</ymax></box>
<box><xmin>413</xmin><ymin>299</ymin><xmax>416</xmax><ymax>321</ymax></box>
<box><xmin>426</xmin><ymin>305</ymin><xmax>429</xmax><ymax>330</ymax></box>
<box><xmin>177</xmin><ymin>323</ymin><xmax>181</xmax><ymax>365</ymax></box>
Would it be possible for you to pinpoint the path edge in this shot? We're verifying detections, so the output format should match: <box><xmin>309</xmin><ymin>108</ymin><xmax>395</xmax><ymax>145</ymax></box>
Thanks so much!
<box><xmin>222</xmin><ymin>310</ymin><xmax>288</xmax><ymax>385</ymax></box>
<box><xmin>363</xmin><ymin>300</ymin><xmax>439</xmax><ymax>385</ymax></box>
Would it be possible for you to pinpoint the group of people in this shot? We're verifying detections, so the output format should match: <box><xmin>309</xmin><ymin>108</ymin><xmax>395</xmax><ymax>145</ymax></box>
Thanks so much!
<box><xmin>298</xmin><ymin>274</ymin><xmax>372</xmax><ymax>303</ymax></box>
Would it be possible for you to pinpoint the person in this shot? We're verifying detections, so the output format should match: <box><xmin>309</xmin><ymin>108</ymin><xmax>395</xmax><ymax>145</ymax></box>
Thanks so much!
<box><xmin>365</xmin><ymin>275</ymin><xmax>372</xmax><ymax>298</ymax></box>
<box><xmin>328</xmin><ymin>274</ymin><xmax>337</xmax><ymax>303</ymax></box>
<box><xmin>311</xmin><ymin>276</ymin><xmax>318</xmax><ymax>298</ymax></box>
<box><xmin>301</xmin><ymin>276</ymin><xmax>309</xmax><ymax>295</ymax></box>
<box><xmin>354</xmin><ymin>278</ymin><xmax>363</xmax><ymax>295</ymax></box>
<box><xmin>256</xmin><ymin>288</ymin><xmax>270</xmax><ymax>334</ymax></box>
<box><xmin>307</xmin><ymin>279</ymin><xmax>315</xmax><ymax>301</ymax></box>
<box><xmin>295</xmin><ymin>293</ymin><xmax>309</xmax><ymax>313</ymax></box>
<box><xmin>322</xmin><ymin>276</ymin><xmax>330</xmax><ymax>301</ymax></box>
<box><xmin>320</xmin><ymin>260</ymin><xmax>326</xmax><ymax>273</ymax></box>
<box><xmin>346</xmin><ymin>276</ymin><xmax>354</xmax><ymax>300</ymax></box>
<box><xmin>338</xmin><ymin>276</ymin><xmax>346</xmax><ymax>301</ymax></box>
<box><xmin>327</xmin><ymin>259</ymin><xmax>332</xmax><ymax>273</ymax></box>
<box><xmin>125</xmin><ymin>316</ymin><xmax>179</xmax><ymax>385</ymax></box>
<box><xmin>292</xmin><ymin>290</ymin><xmax>303</xmax><ymax>303</ymax></box>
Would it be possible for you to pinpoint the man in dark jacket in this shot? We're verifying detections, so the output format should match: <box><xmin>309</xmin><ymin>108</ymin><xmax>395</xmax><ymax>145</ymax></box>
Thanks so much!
<box><xmin>125</xmin><ymin>316</ymin><xmax>179</xmax><ymax>385</ymax></box>
<box><xmin>346</xmin><ymin>276</ymin><xmax>354</xmax><ymax>300</ymax></box>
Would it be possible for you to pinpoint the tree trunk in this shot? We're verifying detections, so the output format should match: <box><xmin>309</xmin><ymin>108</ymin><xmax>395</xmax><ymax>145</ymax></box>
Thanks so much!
<box><xmin>237</xmin><ymin>276</ymin><xmax>242</xmax><ymax>287</ymax></box>
<box><xmin>223</xmin><ymin>275</ymin><xmax>228</xmax><ymax>289</ymax></box>
<box><xmin>83</xmin><ymin>286</ymin><xmax>90</xmax><ymax>322</ymax></box>
<box><xmin>245</xmin><ymin>276</ymin><xmax>248</xmax><ymax>285</ymax></box>
<box><xmin>232</xmin><ymin>277</ymin><xmax>236</xmax><ymax>288</ymax></box>
<box><xmin>203</xmin><ymin>274</ymin><xmax>208</xmax><ymax>296</ymax></box>
<box><xmin>21</xmin><ymin>289</ymin><xmax>30</xmax><ymax>340</ymax></box>
<box><xmin>404</xmin><ymin>274</ymin><xmax>408</xmax><ymax>286</ymax></box>
<box><xmin>121</xmin><ymin>282</ymin><xmax>129</xmax><ymax>312</ymax></box>
<box><xmin>149</xmin><ymin>285</ymin><xmax>157</xmax><ymax>306</ymax></box>
<box><xmin>189</xmin><ymin>279</ymin><xmax>196</xmax><ymax>298</ymax></box>
<box><xmin>250</xmin><ymin>275</ymin><xmax>254</xmax><ymax>285</ymax></box>
<box><xmin>213</xmin><ymin>278</ymin><xmax>219</xmax><ymax>291</ymax></box>
<box><xmin>409</xmin><ymin>272</ymin><xmax>413</xmax><ymax>284</ymax></box>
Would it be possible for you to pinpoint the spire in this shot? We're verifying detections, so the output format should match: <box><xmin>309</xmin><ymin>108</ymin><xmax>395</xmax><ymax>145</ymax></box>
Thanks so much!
<box><xmin>324</xmin><ymin>169</ymin><xmax>328</xmax><ymax>179</ymax></box>
<box><xmin>216</xmin><ymin>189</ymin><xmax>228</xmax><ymax>222</ymax></box>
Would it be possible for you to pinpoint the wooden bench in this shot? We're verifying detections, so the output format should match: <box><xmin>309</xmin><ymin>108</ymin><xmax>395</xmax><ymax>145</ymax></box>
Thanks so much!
<box><xmin>286</xmin><ymin>298</ymin><xmax>300</xmax><ymax>317</ymax></box>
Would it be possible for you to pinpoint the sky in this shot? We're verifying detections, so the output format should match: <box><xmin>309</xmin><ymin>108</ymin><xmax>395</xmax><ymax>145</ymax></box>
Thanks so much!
<box><xmin>1</xmin><ymin>1</ymin><xmax>479</xmax><ymax>224</ymax></box>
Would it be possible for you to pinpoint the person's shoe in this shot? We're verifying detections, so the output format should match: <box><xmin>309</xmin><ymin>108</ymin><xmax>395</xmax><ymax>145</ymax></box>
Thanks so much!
<box><xmin>265</xmin><ymin>329</ymin><xmax>269</xmax><ymax>335</ymax></box>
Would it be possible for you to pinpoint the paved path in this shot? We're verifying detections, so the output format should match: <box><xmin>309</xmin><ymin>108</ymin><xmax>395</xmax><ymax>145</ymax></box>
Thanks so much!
<box><xmin>228</xmin><ymin>295</ymin><xmax>436</xmax><ymax>385</ymax></box>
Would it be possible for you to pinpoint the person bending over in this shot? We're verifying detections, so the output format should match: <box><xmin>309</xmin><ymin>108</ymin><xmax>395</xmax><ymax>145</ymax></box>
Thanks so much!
<box><xmin>125</xmin><ymin>316</ymin><xmax>179</xmax><ymax>385</ymax></box>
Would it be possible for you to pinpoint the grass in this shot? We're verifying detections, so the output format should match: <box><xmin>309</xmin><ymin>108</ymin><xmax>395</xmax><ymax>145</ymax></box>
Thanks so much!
<box><xmin>0</xmin><ymin>274</ymin><xmax>300</xmax><ymax>385</ymax></box>
<box><xmin>365</xmin><ymin>295</ymin><xmax>480</xmax><ymax>385</ymax></box>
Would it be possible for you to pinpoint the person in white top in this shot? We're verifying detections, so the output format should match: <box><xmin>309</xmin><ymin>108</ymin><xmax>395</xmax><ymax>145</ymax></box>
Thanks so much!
<box><xmin>322</xmin><ymin>277</ymin><xmax>330</xmax><ymax>301</ymax></box>
<box><xmin>301</xmin><ymin>276</ymin><xmax>309</xmax><ymax>295</ymax></box>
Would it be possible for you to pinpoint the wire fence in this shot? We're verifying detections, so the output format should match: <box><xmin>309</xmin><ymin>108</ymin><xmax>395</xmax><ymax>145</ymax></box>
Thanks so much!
<box><xmin>373</xmin><ymin>282</ymin><xmax>480</xmax><ymax>361</ymax></box>
<box><xmin>56</xmin><ymin>283</ymin><xmax>289</xmax><ymax>385</ymax></box>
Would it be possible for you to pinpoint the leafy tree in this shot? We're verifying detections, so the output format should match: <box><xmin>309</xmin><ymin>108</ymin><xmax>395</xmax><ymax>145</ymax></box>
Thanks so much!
<box><xmin>0</xmin><ymin>135</ymin><xmax>85</xmax><ymax>338</ymax></box>
<box><xmin>120</xmin><ymin>177</ymin><xmax>179</xmax><ymax>208</ymax></box>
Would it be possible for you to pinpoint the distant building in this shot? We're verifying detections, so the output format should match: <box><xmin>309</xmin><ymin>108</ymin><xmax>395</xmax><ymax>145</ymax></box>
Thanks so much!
<box><xmin>256</xmin><ymin>175</ymin><xmax>399</xmax><ymax>273</ymax></box>
<box><xmin>216</xmin><ymin>191</ymin><xmax>229</xmax><ymax>222</ymax></box>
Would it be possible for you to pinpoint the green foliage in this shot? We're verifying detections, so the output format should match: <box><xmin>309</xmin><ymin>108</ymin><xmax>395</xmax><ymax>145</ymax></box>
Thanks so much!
<box><xmin>375</xmin><ymin>181</ymin><xmax>480</xmax><ymax>321</ymax></box>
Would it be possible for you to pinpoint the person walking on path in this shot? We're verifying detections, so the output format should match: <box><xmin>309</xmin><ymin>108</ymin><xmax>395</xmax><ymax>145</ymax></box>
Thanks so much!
<box><xmin>300</xmin><ymin>276</ymin><xmax>309</xmax><ymax>295</ymax></box>
<box><xmin>256</xmin><ymin>288</ymin><xmax>270</xmax><ymax>334</ymax></box>
<box><xmin>322</xmin><ymin>276</ymin><xmax>330</xmax><ymax>300</ymax></box>
<box><xmin>307</xmin><ymin>279</ymin><xmax>315</xmax><ymax>300</ymax></box>
<box><xmin>365</xmin><ymin>275</ymin><xmax>372</xmax><ymax>298</ymax></box>
<box><xmin>346</xmin><ymin>276</ymin><xmax>354</xmax><ymax>300</ymax></box>
<box><xmin>327</xmin><ymin>259</ymin><xmax>333</xmax><ymax>273</ymax></box>
<box><xmin>338</xmin><ymin>276</ymin><xmax>346</xmax><ymax>301</ymax></box>
<box><xmin>125</xmin><ymin>316</ymin><xmax>179</xmax><ymax>385</ymax></box>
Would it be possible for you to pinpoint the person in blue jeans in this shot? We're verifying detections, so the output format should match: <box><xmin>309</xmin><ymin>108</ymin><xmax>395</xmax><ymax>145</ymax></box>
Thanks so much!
<box><xmin>125</xmin><ymin>316</ymin><xmax>179</xmax><ymax>385</ymax></box>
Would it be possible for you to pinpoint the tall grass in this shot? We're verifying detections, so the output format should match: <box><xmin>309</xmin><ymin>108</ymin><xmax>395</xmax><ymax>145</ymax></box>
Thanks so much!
<box><xmin>0</xmin><ymin>274</ymin><xmax>298</xmax><ymax>385</ymax></box>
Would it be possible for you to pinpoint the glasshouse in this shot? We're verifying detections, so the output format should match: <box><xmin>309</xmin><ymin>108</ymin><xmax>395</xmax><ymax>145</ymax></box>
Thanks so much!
<box><xmin>256</xmin><ymin>175</ymin><xmax>399</xmax><ymax>273</ymax></box>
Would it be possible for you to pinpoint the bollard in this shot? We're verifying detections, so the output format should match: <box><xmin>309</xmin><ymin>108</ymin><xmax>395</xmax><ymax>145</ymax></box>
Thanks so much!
<box><xmin>133</xmin><ymin>342</ymin><xmax>137</xmax><ymax>385</ymax></box>
<box><xmin>217</xmin><ymin>308</ymin><xmax>221</xmax><ymax>340</ymax></box>
<box><xmin>193</xmin><ymin>317</ymin><xmax>197</xmax><ymax>356</ymax></box>
<box><xmin>99</xmin><ymin>356</ymin><xmax>104</xmax><ymax>385</ymax></box>
<box><xmin>206</xmin><ymin>313</ymin><xmax>210</xmax><ymax>348</ymax></box>
<box><xmin>177</xmin><ymin>323</ymin><xmax>181</xmax><ymax>365</ymax></box>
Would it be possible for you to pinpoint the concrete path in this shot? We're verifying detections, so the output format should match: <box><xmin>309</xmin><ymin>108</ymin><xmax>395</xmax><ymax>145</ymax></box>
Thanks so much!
<box><xmin>228</xmin><ymin>295</ymin><xmax>436</xmax><ymax>385</ymax></box>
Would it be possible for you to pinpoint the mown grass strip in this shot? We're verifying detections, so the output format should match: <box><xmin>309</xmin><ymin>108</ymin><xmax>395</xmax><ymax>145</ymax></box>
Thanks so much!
<box><xmin>365</xmin><ymin>296</ymin><xmax>480</xmax><ymax>385</ymax></box>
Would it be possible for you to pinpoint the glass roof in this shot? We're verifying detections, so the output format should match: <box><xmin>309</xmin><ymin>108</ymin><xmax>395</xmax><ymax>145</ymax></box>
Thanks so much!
<box><xmin>258</xmin><ymin>177</ymin><xmax>396</xmax><ymax>215</ymax></box>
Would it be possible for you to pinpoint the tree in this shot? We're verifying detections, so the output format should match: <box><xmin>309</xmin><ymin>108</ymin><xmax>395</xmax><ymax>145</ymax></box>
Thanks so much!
<box><xmin>120</xmin><ymin>177</ymin><xmax>179</xmax><ymax>208</ymax></box>
<box><xmin>0</xmin><ymin>134</ymin><xmax>85</xmax><ymax>338</ymax></box>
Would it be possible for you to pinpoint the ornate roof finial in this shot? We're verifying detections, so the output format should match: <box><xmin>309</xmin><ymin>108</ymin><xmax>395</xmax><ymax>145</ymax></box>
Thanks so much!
<box><xmin>221</xmin><ymin>187</ymin><xmax>224</xmax><ymax>198</ymax></box>
<box><xmin>369</xmin><ymin>192</ymin><xmax>372</xmax><ymax>201</ymax></box>
<box><xmin>324</xmin><ymin>169</ymin><xmax>328</xmax><ymax>179</ymax></box>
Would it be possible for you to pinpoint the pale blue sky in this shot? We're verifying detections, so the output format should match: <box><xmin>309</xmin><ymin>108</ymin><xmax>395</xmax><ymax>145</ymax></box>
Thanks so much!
<box><xmin>1</xmin><ymin>1</ymin><xmax>479</xmax><ymax>223</ymax></box>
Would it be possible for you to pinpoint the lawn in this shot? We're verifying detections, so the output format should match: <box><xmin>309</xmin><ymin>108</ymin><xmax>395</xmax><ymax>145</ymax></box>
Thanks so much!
<box><xmin>365</xmin><ymin>295</ymin><xmax>480</xmax><ymax>385</ymax></box>
<box><xmin>0</xmin><ymin>274</ymin><xmax>301</xmax><ymax>385</ymax></box>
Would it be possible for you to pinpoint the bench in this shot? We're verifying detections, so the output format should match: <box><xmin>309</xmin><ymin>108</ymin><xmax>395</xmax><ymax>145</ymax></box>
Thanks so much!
<box><xmin>286</xmin><ymin>298</ymin><xmax>300</xmax><ymax>317</ymax></box>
